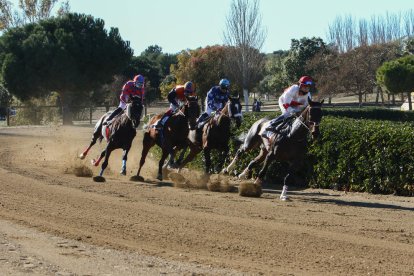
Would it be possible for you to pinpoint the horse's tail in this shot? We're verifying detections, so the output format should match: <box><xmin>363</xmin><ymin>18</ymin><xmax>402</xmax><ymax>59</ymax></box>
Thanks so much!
<box><xmin>232</xmin><ymin>132</ymin><xmax>247</xmax><ymax>147</ymax></box>
<box><xmin>142</xmin><ymin>114</ymin><xmax>154</xmax><ymax>130</ymax></box>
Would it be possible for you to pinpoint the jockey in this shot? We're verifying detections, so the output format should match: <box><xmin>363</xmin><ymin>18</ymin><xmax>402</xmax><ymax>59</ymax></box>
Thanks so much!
<box><xmin>263</xmin><ymin>76</ymin><xmax>314</xmax><ymax>135</ymax></box>
<box><xmin>156</xmin><ymin>81</ymin><xmax>195</xmax><ymax>129</ymax></box>
<box><xmin>196</xmin><ymin>78</ymin><xmax>230</xmax><ymax>128</ymax></box>
<box><xmin>103</xmin><ymin>74</ymin><xmax>145</xmax><ymax>125</ymax></box>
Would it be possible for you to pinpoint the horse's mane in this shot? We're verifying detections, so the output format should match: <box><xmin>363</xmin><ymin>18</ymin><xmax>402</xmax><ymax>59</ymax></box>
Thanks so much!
<box><xmin>111</xmin><ymin>113</ymin><xmax>130</xmax><ymax>131</ymax></box>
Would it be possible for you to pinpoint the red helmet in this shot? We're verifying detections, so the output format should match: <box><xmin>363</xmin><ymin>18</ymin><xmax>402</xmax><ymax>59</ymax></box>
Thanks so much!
<box><xmin>184</xmin><ymin>81</ymin><xmax>194</xmax><ymax>94</ymax></box>
<box><xmin>298</xmin><ymin>76</ymin><xmax>313</xmax><ymax>86</ymax></box>
<box><xmin>133</xmin><ymin>74</ymin><xmax>144</xmax><ymax>88</ymax></box>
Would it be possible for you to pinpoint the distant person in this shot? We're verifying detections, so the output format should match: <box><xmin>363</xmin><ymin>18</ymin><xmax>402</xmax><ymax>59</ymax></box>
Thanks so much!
<box><xmin>253</xmin><ymin>98</ymin><xmax>261</xmax><ymax>112</ymax></box>
<box><xmin>104</xmin><ymin>74</ymin><xmax>145</xmax><ymax>125</ymax></box>
<box><xmin>156</xmin><ymin>81</ymin><xmax>195</xmax><ymax>129</ymax></box>
<box><xmin>263</xmin><ymin>76</ymin><xmax>314</xmax><ymax>136</ymax></box>
<box><xmin>196</xmin><ymin>78</ymin><xmax>230</xmax><ymax>128</ymax></box>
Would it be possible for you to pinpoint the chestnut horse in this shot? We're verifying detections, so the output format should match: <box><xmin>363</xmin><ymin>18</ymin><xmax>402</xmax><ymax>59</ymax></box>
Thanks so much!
<box><xmin>135</xmin><ymin>96</ymin><xmax>200</xmax><ymax>181</ymax></box>
<box><xmin>79</xmin><ymin>95</ymin><xmax>143</xmax><ymax>179</ymax></box>
<box><xmin>223</xmin><ymin>97</ymin><xmax>323</xmax><ymax>199</ymax></box>
<box><xmin>176</xmin><ymin>96</ymin><xmax>243</xmax><ymax>174</ymax></box>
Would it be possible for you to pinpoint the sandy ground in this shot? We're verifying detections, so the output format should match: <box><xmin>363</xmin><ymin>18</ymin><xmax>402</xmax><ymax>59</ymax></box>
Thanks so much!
<box><xmin>0</xmin><ymin>125</ymin><xmax>413</xmax><ymax>276</ymax></box>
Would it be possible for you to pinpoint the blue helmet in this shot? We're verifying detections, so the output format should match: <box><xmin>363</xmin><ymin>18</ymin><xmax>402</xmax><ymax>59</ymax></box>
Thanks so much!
<box><xmin>219</xmin><ymin>79</ymin><xmax>230</xmax><ymax>90</ymax></box>
<box><xmin>133</xmin><ymin>74</ymin><xmax>145</xmax><ymax>88</ymax></box>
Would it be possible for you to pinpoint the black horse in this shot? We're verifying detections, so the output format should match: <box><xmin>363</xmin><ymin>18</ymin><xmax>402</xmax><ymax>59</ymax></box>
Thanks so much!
<box><xmin>223</xmin><ymin>97</ymin><xmax>323</xmax><ymax>199</ymax></box>
<box><xmin>135</xmin><ymin>96</ymin><xmax>200</xmax><ymax>181</ymax></box>
<box><xmin>79</xmin><ymin>95</ymin><xmax>143</xmax><ymax>181</ymax></box>
<box><xmin>176</xmin><ymin>96</ymin><xmax>243</xmax><ymax>174</ymax></box>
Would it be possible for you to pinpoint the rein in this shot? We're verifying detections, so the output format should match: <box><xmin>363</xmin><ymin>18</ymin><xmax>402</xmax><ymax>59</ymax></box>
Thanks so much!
<box><xmin>294</xmin><ymin>105</ymin><xmax>321</xmax><ymax>134</ymax></box>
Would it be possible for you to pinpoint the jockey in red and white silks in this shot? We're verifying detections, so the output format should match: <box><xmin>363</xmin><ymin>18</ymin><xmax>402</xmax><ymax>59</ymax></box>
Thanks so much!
<box><xmin>104</xmin><ymin>74</ymin><xmax>145</xmax><ymax>125</ymax></box>
<box><xmin>279</xmin><ymin>83</ymin><xmax>311</xmax><ymax>117</ymax></box>
<box><xmin>266</xmin><ymin>76</ymin><xmax>314</xmax><ymax>130</ymax></box>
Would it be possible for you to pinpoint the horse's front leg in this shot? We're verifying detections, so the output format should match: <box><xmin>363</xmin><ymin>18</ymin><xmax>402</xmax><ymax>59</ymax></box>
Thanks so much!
<box><xmin>136</xmin><ymin>132</ymin><xmax>155</xmax><ymax>177</ymax></box>
<box><xmin>175</xmin><ymin>146</ymin><xmax>189</xmax><ymax>166</ymax></box>
<box><xmin>157</xmin><ymin>149</ymin><xmax>170</xmax><ymax>181</ymax></box>
<box><xmin>203</xmin><ymin>148</ymin><xmax>212</xmax><ymax>174</ymax></box>
<box><xmin>99</xmin><ymin>143</ymin><xmax>115</xmax><ymax>177</ymax></box>
<box><xmin>216</xmin><ymin>145</ymin><xmax>229</xmax><ymax>173</ymax></box>
<box><xmin>120</xmin><ymin>146</ymin><xmax>131</xmax><ymax>175</ymax></box>
<box><xmin>177</xmin><ymin>144</ymin><xmax>201</xmax><ymax>172</ymax></box>
<box><xmin>91</xmin><ymin>148</ymin><xmax>106</xmax><ymax>167</ymax></box>
<box><xmin>280</xmin><ymin>160</ymin><xmax>302</xmax><ymax>200</ymax></box>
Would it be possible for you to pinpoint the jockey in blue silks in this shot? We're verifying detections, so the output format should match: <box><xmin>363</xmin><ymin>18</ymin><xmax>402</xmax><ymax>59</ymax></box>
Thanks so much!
<box><xmin>197</xmin><ymin>78</ymin><xmax>230</xmax><ymax>128</ymax></box>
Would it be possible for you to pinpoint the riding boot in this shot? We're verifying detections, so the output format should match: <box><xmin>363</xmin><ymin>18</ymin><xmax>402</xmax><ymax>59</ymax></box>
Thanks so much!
<box><xmin>103</xmin><ymin>107</ymin><xmax>122</xmax><ymax>125</ymax></box>
<box><xmin>156</xmin><ymin>113</ymin><xmax>169</xmax><ymax>130</ymax></box>
<box><xmin>265</xmin><ymin>114</ymin><xmax>285</xmax><ymax>132</ymax></box>
<box><xmin>196</xmin><ymin>113</ymin><xmax>209</xmax><ymax>129</ymax></box>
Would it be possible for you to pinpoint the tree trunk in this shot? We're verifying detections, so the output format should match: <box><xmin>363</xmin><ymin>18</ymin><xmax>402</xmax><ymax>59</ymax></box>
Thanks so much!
<box><xmin>243</xmin><ymin>88</ymin><xmax>249</xmax><ymax>112</ymax></box>
<box><xmin>60</xmin><ymin>93</ymin><xmax>73</xmax><ymax>125</ymax></box>
<box><xmin>407</xmin><ymin>92</ymin><xmax>412</xmax><ymax>111</ymax></box>
<box><xmin>358</xmin><ymin>92</ymin><xmax>363</xmax><ymax>107</ymax></box>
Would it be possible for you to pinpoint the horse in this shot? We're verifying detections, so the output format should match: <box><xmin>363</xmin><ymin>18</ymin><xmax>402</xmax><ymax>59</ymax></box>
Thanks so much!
<box><xmin>223</xmin><ymin>97</ymin><xmax>323</xmax><ymax>199</ymax></box>
<box><xmin>176</xmin><ymin>96</ymin><xmax>243</xmax><ymax>174</ymax></box>
<box><xmin>79</xmin><ymin>95</ymin><xmax>143</xmax><ymax>181</ymax></box>
<box><xmin>134</xmin><ymin>96</ymin><xmax>200</xmax><ymax>181</ymax></box>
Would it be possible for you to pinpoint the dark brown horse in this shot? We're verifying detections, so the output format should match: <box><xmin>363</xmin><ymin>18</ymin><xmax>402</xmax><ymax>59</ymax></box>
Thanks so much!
<box><xmin>79</xmin><ymin>95</ymin><xmax>143</xmax><ymax>181</ymax></box>
<box><xmin>223</xmin><ymin>97</ymin><xmax>323</xmax><ymax>199</ymax></box>
<box><xmin>135</xmin><ymin>96</ymin><xmax>200</xmax><ymax>181</ymax></box>
<box><xmin>177</xmin><ymin>96</ymin><xmax>243</xmax><ymax>174</ymax></box>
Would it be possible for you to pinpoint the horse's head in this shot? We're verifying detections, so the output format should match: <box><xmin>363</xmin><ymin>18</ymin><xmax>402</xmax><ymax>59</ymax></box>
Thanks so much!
<box><xmin>305</xmin><ymin>96</ymin><xmax>324</xmax><ymax>140</ymax></box>
<box><xmin>126</xmin><ymin>95</ymin><xmax>143</xmax><ymax>128</ymax></box>
<box><xmin>183</xmin><ymin>95</ymin><xmax>200</xmax><ymax>130</ymax></box>
<box><xmin>225</xmin><ymin>94</ymin><xmax>243</xmax><ymax>128</ymax></box>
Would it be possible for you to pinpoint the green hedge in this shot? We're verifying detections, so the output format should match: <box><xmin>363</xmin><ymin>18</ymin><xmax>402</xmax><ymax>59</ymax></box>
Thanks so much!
<box><xmin>322</xmin><ymin>107</ymin><xmax>414</xmax><ymax>122</ymax></box>
<box><xmin>309</xmin><ymin>117</ymin><xmax>414</xmax><ymax>195</ymax></box>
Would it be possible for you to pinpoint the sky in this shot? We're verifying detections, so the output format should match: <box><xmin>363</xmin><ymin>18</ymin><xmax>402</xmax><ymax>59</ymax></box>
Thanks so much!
<box><xmin>9</xmin><ymin>0</ymin><xmax>414</xmax><ymax>55</ymax></box>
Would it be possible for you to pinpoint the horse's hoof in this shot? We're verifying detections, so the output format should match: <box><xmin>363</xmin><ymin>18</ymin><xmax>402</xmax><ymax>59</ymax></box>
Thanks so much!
<box><xmin>238</xmin><ymin>171</ymin><xmax>248</xmax><ymax>179</ymax></box>
<box><xmin>91</xmin><ymin>159</ymin><xmax>98</xmax><ymax>166</ymax></box>
<box><xmin>157</xmin><ymin>174</ymin><xmax>163</xmax><ymax>181</ymax></box>
<box><xmin>79</xmin><ymin>153</ymin><xmax>86</xmax><ymax>160</ymax></box>
<box><xmin>130</xmin><ymin>175</ymin><xmax>144</xmax><ymax>182</ymax></box>
<box><xmin>93</xmin><ymin>176</ymin><xmax>106</xmax><ymax>182</ymax></box>
<box><xmin>280</xmin><ymin>195</ymin><xmax>290</xmax><ymax>201</ymax></box>
<box><xmin>220</xmin><ymin>168</ymin><xmax>228</xmax><ymax>175</ymax></box>
<box><xmin>120</xmin><ymin>170</ymin><xmax>126</xmax><ymax>176</ymax></box>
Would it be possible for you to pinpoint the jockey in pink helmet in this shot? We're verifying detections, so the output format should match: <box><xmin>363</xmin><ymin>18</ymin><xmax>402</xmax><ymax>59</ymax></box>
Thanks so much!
<box><xmin>104</xmin><ymin>74</ymin><xmax>145</xmax><ymax>125</ymax></box>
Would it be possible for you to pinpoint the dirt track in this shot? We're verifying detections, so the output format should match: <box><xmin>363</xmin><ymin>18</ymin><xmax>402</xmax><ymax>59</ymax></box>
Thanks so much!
<box><xmin>0</xmin><ymin>125</ymin><xmax>413</xmax><ymax>275</ymax></box>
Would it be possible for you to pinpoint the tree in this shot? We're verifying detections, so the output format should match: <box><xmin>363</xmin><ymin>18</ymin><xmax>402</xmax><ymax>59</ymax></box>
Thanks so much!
<box><xmin>171</xmin><ymin>45</ymin><xmax>230</xmax><ymax>103</ymax></box>
<box><xmin>0</xmin><ymin>0</ymin><xmax>69</xmax><ymax>30</ymax></box>
<box><xmin>0</xmin><ymin>13</ymin><xmax>133</xmax><ymax>124</ymax></box>
<box><xmin>377</xmin><ymin>55</ymin><xmax>414</xmax><ymax>110</ymax></box>
<box><xmin>223</xmin><ymin>0</ymin><xmax>266</xmax><ymax>111</ymax></box>
<box><xmin>257</xmin><ymin>51</ymin><xmax>289</xmax><ymax>98</ymax></box>
<box><xmin>284</xmin><ymin>37</ymin><xmax>327</xmax><ymax>83</ymax></box>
